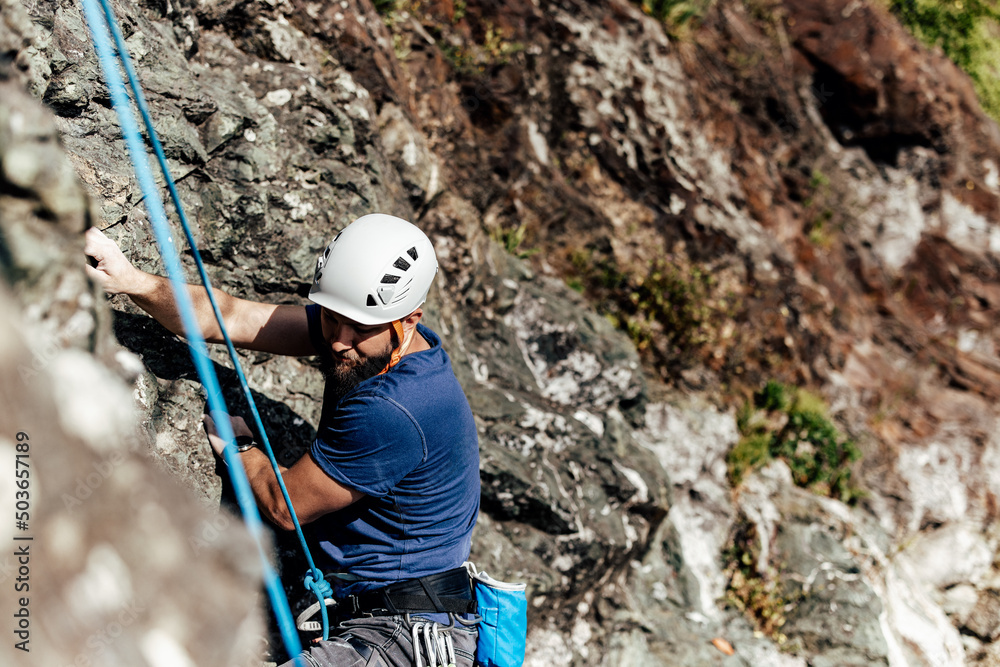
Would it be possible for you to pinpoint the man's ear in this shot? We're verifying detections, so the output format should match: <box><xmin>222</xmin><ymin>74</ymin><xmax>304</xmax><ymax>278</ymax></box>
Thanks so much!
<box><xmin>402</xmin><ymin>308</ymin><xmax>423</xmax><ymax>329</ymax></box>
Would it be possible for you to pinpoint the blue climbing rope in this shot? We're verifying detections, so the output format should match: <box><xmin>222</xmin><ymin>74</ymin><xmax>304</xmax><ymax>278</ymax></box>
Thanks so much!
<box><xmin>88</xmin><ymin>0</ymin><xmax>336</xmax><ymax>640</ymax></box>
<box><xmin>81</xmin><ymin>0</ymin><xmax>331</xmax><ymax>658</ymax></box>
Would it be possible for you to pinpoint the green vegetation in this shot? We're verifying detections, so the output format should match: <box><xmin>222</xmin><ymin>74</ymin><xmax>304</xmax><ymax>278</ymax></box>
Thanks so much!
<box><xmin>723</xmin><ymin>520</ymin><xmax>796</xmax><ymax>643</ymax></box>
<box><xmin>373</xmin><ymin>0</ymin><xmax>415</xmax><ymax>59</ymax></box>
<box><xmin>723</xmin><ymin>381</ymin><xmax>859</xmax><ymax>641</ymax></box>
<box><xmin>617</xmin><ymin>260</ymin><xmax>714</xmax><ymax>354</ymax></box>
<box><xmin>742</xmin><ymin>0</ymin><xmax>785</xmax><ymax>24</ymax></box>
<box><xmin>442</xmin><ymin>20</ymin><xmax>523</xmax><ymax>74</ymax></box>
<box><xmin>728</xmin><ymin>380</ymin><xmax>863</xmax><ymax>502</ymax></box>
<box><xmin>634</xmin><ymin>0</ymin><xmax>716</xmax><ymax>34</ymax></box>
<box><xmin>481</xmin><ymin>22</ymin><xmax>522</xmax><ymax>65</ymax></box>
<box><xmin>491</xmin><ymin>222</ymin><xmax>539</xmax><ymax>259</ymax></box>
<box><xmin>803</xmin><ymin>168</ymin><xmax>838</xmax><ymax>248</ymax></box>
<box><xmin>374</xmin><ymin>0</ymin><xmax>399</xmax><ymax>16</ymax></box>
<box><xmin>889</xmin><ymin>0</ymin><xmax>1000</xmax><ymax>121</ymax></box>
<box><xmin>375</xmin><ymin>1</ymin><xmax>522</xmax><ymax>75</ymax></box>
<box><xmin>807</xmin><ymin>208</ymin><xmax>835</xmax><ymax>247</ymax></box>
<box><xmin>569</xmin><ymin>251</ymin><xmax>729</xmax><ymax>370</ymax></box>
<box><xmin>807</xmin><ymin>168</ymin><xmax>829</xmax><ymax>190</ymax></box>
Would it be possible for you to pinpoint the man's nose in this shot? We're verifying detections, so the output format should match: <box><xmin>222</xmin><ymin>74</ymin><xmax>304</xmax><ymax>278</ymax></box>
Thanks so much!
<box><xmin>330</xmin><ymin>323</ymin><xmax>354</xmax><ymax>352</ymax></box>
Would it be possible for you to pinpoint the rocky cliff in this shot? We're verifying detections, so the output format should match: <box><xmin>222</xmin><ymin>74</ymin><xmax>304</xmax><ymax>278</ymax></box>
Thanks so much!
<box><xmin>2</xmin><ymin>0</ymin><xmax>1000</xmax><ymax>665</ymax></box>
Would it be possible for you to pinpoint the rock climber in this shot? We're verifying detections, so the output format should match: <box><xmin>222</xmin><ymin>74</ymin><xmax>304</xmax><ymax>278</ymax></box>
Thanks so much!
<box><xmin>85</xmin><ymin>213</ymin><xmax>481</xmax><ymax>666</ymax></box>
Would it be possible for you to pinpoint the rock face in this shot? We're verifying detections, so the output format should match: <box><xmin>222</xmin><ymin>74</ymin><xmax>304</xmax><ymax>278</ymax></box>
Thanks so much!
<box><xmin>0</xmin><ymin>12</ymin><xmax>264</xmax><ymax>666</ymax></box>
<box><xmin>3</xmin><ymin>0</ymin><xmax>1000</xmax><ymax>665</ymax></box>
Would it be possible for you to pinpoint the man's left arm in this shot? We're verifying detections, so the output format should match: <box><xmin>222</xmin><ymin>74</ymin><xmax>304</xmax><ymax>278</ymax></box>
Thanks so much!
<box><xmin>204</xmin><ymin>415</ymin><xmax>363</xmax><ymax>529</ymax></box>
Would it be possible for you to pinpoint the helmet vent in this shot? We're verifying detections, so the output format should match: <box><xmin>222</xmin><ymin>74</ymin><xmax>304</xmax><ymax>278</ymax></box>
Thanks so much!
<box><xmin>381</xmin><ymin>274</ymin><xmax>400</xmax><ymax>284</ymax></box>
<box><xmin>366</xmin><ymin>294</ymin><xmax>378</xmax><ymax>307</ymax></box>
<box><xmin>407</xmin><ymin>247</ymin><xmax>418</xmax><ymax>260</ymax></box>
<box><xmin>390</xmin><ymin>285</ymin><xmax>411</xmax><ymax>304</ymax></box>
<box><xmin>393</xmin><ymin>257</ymin><xmax>411</xmax><ymax>271</ymax></box>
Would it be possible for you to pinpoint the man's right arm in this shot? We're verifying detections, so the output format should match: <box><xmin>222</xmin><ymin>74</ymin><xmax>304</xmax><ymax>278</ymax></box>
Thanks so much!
<box><xmin>84</xmin><ymin>227</ymin><xmax>316</xmax><ymax>356</ymax></box>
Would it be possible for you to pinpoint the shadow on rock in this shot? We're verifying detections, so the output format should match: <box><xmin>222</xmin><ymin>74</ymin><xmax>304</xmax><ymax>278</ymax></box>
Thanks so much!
<box><xmin>114</xmin><ymin>309</ymin><xmax>322</xmax><ymax>662</ymax></box>
<box><xmin>112</xmin><ymin>310</ymin><xmax>318</xmax><ymax>461</ymax></box>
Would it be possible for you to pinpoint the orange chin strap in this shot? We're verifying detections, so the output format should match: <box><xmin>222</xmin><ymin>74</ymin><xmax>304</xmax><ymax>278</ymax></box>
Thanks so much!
<box><xmin>378</xmin><ymin>319</ymin><xmax>407</xmax><ymax>375</ymax></box>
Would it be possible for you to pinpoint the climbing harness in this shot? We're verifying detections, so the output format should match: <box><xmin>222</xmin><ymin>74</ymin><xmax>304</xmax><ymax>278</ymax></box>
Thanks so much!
<box><xmin>80</xmin><ymin>0</ymin><xmax>336</xmax><ymax>660</ymax></box>
<box><xmin>296</xmin><ymin>566</ymin><xmax>478</xmax><ymax>631</ymax></box>
<box><xmin>295</xmin><ymin>597</ymin><xmax>339</xmax><ymax>633</ymax></box>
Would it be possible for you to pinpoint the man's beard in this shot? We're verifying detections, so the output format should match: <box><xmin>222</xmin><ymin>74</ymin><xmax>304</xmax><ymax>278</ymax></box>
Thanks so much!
<box><xmin>326</xmin><ymin>347</ymin><xmax>393</xmax><ymax>404</ymax></box>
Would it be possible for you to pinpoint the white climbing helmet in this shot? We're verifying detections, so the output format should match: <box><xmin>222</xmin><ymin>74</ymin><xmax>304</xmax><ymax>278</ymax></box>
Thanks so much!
<box><xmin>308</xmin><ymin>213</ymin><xmax>438</xmax><ymax>326</ymax></box>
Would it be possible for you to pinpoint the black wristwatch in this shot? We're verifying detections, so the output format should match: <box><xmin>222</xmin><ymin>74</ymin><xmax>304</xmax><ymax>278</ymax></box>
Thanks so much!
<box><xmin>234</xmin><ymin>435</ymin><xmax>257</xmax><ymax>453</ymax></box>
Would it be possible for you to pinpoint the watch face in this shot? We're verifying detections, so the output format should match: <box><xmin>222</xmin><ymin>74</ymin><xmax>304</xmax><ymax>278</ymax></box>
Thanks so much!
<box><xmin>235</xmin><ymin>435</ymin><xmax>256</xmax><ymax>452</ymax></box>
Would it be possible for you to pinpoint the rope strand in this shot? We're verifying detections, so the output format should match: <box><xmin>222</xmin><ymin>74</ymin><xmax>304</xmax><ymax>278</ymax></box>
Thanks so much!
<box><xmin>91</xmin><ymin>0</ymin><xmax>331</xmax><ymax>608</ymax></box>
<box><xmin>81</xmin><ymin>0</ymin><xmax>328</xmax><ymax>659</ymax></box>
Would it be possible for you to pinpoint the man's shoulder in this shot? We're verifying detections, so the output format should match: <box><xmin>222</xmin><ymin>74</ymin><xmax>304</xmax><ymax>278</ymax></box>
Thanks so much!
<box><xmin>337</xmin><ymin>385</ymin><xmax>412</xmax><ymax>414</ymax></box>
<box><xmin>415</xmin><ymin>322</ymin><xmax>442</xmax><ymax>349</ymax></box>
<box><xmin>318</xmin><ymin>389</ymin><xmax>423</xmax><ymax>447</ymax></box>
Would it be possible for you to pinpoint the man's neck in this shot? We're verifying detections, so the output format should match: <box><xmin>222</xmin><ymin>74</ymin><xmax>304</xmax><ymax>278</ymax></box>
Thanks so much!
<box><xmin>404</xmin><ymin>326</ymin><xmax>431</xmax><ymax>355</ymax></box>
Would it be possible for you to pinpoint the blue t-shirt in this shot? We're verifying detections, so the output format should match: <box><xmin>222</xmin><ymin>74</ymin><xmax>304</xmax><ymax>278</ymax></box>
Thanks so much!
<box><xmin>305</xmin><ymin>305</ymin><xmax>480</xmax><ymax>596</ymax></box>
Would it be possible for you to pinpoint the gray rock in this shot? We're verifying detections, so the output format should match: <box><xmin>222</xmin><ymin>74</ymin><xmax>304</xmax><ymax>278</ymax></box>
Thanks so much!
<box><xmin>0</xmin><ymin>53</ymin><xmax>264</xmax><ymax>667</ymax></box>
<box><xmin>966</xmin><ymin>590</ymin><xmax>1000</xmax><ymax>643</ymax></box>
<box><xmin>377</xmin><ymin>103</ymin><xmax>441</xmax><ymax>205</ymax></box>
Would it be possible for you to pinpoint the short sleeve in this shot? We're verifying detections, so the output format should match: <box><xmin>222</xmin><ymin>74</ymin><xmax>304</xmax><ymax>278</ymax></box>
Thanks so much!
<box><xmin>305</xmin><ymin>304</ymin><xmax>329</xmax><ymax>359</ymax></box>
<box><xmin>309</xmin><ymin>392</ymin><xmax>427</xmax><ymax>497</ymax></box>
